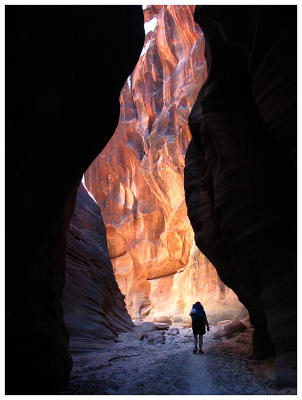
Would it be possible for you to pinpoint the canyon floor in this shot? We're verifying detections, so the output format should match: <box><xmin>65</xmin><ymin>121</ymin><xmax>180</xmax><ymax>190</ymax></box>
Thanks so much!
<box><xmin>66</xmin><ymin>324</ymin><xmax>295</xmax><ymax>395</ymax></box>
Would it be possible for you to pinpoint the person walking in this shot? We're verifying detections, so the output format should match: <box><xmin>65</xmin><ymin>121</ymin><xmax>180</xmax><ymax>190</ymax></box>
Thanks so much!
<box><xmin>189</xmin><ymin>301</ymin><xmax>209</xmax><ymax>354</ymax></box>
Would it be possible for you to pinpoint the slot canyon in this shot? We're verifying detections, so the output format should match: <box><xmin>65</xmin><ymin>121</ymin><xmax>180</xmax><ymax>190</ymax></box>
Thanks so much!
<box><xmin>7</xmin><ymin>4</ymin><xmax>296</xmax><ymax>395</ymax></box>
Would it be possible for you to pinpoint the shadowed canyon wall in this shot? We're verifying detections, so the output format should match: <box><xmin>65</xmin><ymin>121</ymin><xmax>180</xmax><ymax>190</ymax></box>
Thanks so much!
<box><xmin>184</xmin><ymin>5</ymin><xmax>296</xmax><ymax>387</ymax></box>
<box><xmin>62</xmin><ymin>183</ymin><xmax>133</xmax><ymax>353</ymax></box>
<box><xmin>7</xmin><ymin>6</ymin><xmax>144</xmax><ymax>394</ymax></box>
<box><xmin>85</xmin><ymin>5</ymin><xmax>245</xmax><ymax>325</ymax></box>
<box><xmin>7</xmin><ymin>3</ymin><xmax>296</xmax><ymax>395</ymax></box>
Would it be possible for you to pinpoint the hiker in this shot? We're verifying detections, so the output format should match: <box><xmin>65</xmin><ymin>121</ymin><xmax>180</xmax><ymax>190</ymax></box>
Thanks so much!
<box><xmin>189</xmin><ymin>301</ymin><xmax>209</xmax><ymax>354</ymax></box>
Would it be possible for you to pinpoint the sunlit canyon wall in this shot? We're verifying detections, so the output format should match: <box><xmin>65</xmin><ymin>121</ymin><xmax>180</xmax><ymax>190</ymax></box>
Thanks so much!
<box><xmin>85</xmin><ymin>5</ymin><xmax>246</xmax><ymax>324</ymax></box>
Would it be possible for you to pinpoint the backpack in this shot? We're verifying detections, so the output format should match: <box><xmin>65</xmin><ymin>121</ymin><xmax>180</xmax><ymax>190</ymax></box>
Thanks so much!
<box><xmin>190</xmin><ymin>306</ymin><xmax>205</xmax><ymax>323</ymax></box>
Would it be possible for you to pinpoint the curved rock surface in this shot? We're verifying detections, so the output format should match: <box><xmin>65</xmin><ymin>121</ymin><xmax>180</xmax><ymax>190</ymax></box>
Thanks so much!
<box><xmin>85</xmin><ymin>5</ymin><xmax>245</xmax><ymax>323</ymax></box>
<box><xmin>62</xmin><ymin>183</ymin><xmax>133</xmax><ymax>352</ymax></box>
<box><xmin>184</xmin><ymin>5</ymin><xmax>296</xmax><ymax>387</ymax></box>
<box><xmin>7</xmin><ymin>6</ymin><xmax>144</xmax><ymax>394</ymax></box>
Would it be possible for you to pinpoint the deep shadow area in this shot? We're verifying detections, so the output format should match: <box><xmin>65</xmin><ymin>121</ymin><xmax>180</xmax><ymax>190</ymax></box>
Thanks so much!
<box><xmin>6</xmin><ymin>5</ymin><xmax>144</xmax><ymax>394</ymax></box>
<box><xmin>185</xmin><ymin>5</ymin><xmax>296</xmax><ymax>387</ymax></box>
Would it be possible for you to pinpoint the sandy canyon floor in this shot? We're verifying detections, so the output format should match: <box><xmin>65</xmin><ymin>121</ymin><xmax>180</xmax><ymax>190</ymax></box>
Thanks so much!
<box><xmin>66</xmin><ymin>324</ymin><xmax>295</xmax><ymax>395</ymax></box>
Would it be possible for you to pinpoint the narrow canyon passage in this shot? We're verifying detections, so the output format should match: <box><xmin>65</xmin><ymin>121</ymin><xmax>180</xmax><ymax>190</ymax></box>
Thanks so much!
<box><xmin>63</xmin><ymin>180</ymin><xmax>288</xmax><ymax>395</ymax></box>
<box><xmin>7</xmin><ymin>4</ymin><xmax>296</xmax><ymax>395</ymax></box>
<box><xmin>62</xmin><ymin>4</ymin><xmax>296</xmax><ymax>395</ymax></box>
<box><xmin>67</xmin><ymin>324</ymin><xmax>286</xmax><ymax>395</ymax></box>
<box><xmin>84</xmin><ymin>4</ymin><xmax>244</xmax><ymax>330</ymax></box>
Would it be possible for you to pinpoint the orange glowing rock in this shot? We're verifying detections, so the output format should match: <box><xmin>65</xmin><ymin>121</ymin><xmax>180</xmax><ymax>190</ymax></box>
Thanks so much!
<box><xmin>85</xmin><ymin>5</ymin><xmax>245</xmax><ymax>323</ymax></box>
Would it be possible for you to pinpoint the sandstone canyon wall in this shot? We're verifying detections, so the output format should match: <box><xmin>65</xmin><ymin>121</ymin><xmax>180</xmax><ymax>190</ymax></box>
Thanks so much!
<box><xmin>62</xmin><ymin>183</ymin><xmax>133</xmax><ymax>353</ymax></box>
<box><xmin>7</xmin><ymin>6</ymin><xmax>144</xmax><ymax>394</ymax></box>
<box><xmin>184</xmin><ymin>6</ymin><xmax>296</xmax><ymax>387</ymax></box>
<box><xmin>85</xmin><ymin>5</ymin><xmax>246</xmax><ymax>325</ymax></box>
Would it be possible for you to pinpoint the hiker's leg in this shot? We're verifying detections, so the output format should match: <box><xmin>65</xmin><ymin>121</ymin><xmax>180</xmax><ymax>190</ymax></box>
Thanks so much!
<box><xmin>194</xmin><ymin>335</ymin><xmax>198</xmax><ymax>349</ymax></box>
<box><xmin>199</xmin><ymin>334</ymin><xmax>203</xmax><ymax>350</ymax></box>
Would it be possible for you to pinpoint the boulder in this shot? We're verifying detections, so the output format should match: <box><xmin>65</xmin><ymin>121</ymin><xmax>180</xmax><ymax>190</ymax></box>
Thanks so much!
<box><xmin>141</xmin><ymin>321</ymin><xmax>157</xmax><ymax>332</ymax></box>
<box><xmin>154</xmin><ymin>316</ymin><xmax>172</xmax><ymax>325</ymax></box>
<box><xmin>212</xmin><ymin>320</ymin><xmax>247</xmax><ymax>340</ymax></box>
<box><xmin>147</xmin><ymin>333</ymin><xmax>165</xmax><ymax>345</ymax></box>
<box><xmin>130</xmin><ymin>326</ymin><xmax>145</xmax><ymax>340</ymax></box>
<box><xmin>213</xmin><ymin>327</ymin><xmax>226</xmax><ymax>340</ymax></box>
<box><xmin>224</xmin><ymin>320</ymin><xmax>247</xmax><ymax>339</ymax></box>
<box><xmin>155</xmin><ymin>323</ymin><xmax>170</xmax><ymax>330</ymax></box>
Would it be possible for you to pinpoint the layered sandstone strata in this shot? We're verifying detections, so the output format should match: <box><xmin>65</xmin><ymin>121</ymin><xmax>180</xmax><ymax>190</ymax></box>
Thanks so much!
<box><xmin>85</xmin><ymin>5</ymin><xmax>245</xmax><ymax>323</ymax></box>
<box><xmin>62</xmin><ymin>183</ymin><xmax>133</xmax><ymax>352</ymax></box>
<box><xmin>184</xmin><ymin>5</ymin><xmax>296</xmax><ymax>387</ymax></box>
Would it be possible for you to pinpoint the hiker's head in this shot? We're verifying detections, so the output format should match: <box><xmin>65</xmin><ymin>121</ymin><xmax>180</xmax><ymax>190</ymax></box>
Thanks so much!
<box><xmin>193</xmin><ymin>301</ymin><xmax>202</xmax><ymax>308</ymax></box>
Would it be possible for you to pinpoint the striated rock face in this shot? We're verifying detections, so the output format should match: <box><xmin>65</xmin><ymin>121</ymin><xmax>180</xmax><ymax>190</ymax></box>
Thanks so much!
<box><xmin>62</xmin><ymin>183</ymin><xmax>133</xmax><ymax>352</ymax></box>
<box><xmin>85</xmin><ymin>5</ymin><xmax>245</xmax><ymax>323</ymax></box>
<box><xmin>185</xmin><ymin>6</ymin><xmax>296</xmax><ymax>387</ymax></box>
<box><xmin>7</xmin><ymin>6</ymin><xmax>144</xmax><ymax>394</ymax></box>
<box><xmin>147</xmin><ymin>244</ymin><xmax>246</xmax><ymax>325</ymax></box>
